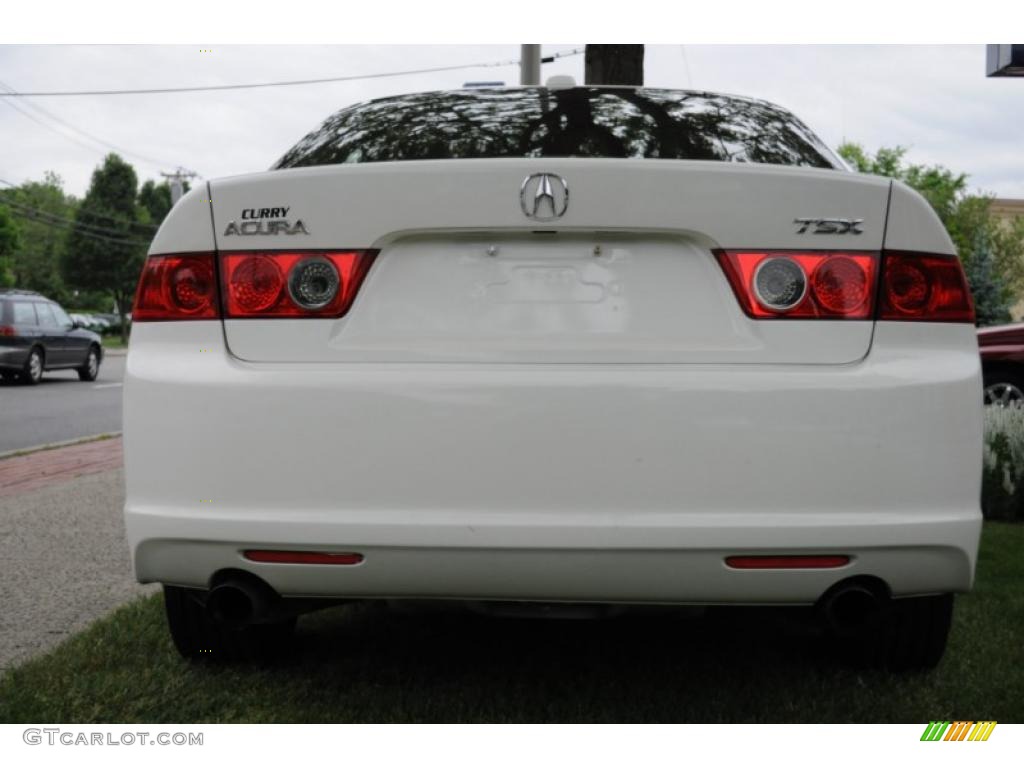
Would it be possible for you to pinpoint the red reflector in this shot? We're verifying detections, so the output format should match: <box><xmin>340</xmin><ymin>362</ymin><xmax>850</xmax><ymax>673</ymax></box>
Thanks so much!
<box><xmin>243</xmin><ymin>550</ymin><xmax>364</xmax><ymax>565</ymax></box>
<box><xmin>725</xmin><ymin>555</ymin><xmax>850</xmax><ymax>569</ymax></box>
<box><xmin>877</xmin><ymin>251</ymin><xmax>975</xmax><ymax>323</ymax></box>
<box><xmin>716</xmin><ymin>251</ymin><xmax>877</xmax><ymax>318</ymax></box>
<box><xmin>133</xmin><ymin>253</ymin><xmax>219</xmax><ymax>321</ymax></box>
<box><xmin>221</xmin><ymin>250</ymin><xmax>377</xmax><ymax>318</ymax></box>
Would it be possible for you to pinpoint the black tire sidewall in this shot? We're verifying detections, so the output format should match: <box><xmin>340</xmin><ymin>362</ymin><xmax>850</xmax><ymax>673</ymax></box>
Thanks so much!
<box><xmin>78</xmin><ymin>347</ymin><xmax>100</xmax><ymax>382</ymax></box>
<box><xmin>22</xmin><ymin>348</ymin><xmax>43</xmax><ymax>385</ymax></box>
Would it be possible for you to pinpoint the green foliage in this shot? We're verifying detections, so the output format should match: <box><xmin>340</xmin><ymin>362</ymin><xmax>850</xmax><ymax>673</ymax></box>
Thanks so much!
<box><xmin>0</xmin><ymin>169</ymin><xmax>181</xmax><ymax>319</ymax></box>
<box><xmin>60</xmin><ymin>154</ymin><xmax>148</xmax><ymax>341</ymax></box>
<box><xmin>837</xmin><ymin>143</ymin><xmax>1024</xmax><ymax>325</ymax></box>
<box><xmin>138</xmin><ymin>178</ymin><xmax>188</xmax><ymax>226</ymax></box>
<box><xmin>982</xmin><ymin>406</ymin><xmax>1024</xmax><ymax>521</ymax></box>
<box><xmin>0</xmin><ymin>204</ymin><xmax>20</xmax><ymax>288</ymax></box>
<box><xmin>0</xmin><ymin>172</ymin><xmax>77</xmax><ymax>302</ymax></box>
<box><xmin>966</xmin><ymin>235</ymin><xmax>1012</xmax><ymax>326</ymax></box>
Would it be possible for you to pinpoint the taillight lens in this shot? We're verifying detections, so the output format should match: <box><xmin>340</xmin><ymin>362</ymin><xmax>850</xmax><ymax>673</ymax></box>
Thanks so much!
<box><xmin>716</xmin><ymin>251</ymin><xmax>877</xmax><ymax>319</ymax></box>
<box><xmin>716</xmin><ymin>249</ymin><xmax>975</xmax><ymax>323</ymax></box>
<box><xmin>133</xmin><ymin>253</ymin><xmax>219</xmax><ymax>321</ymax></box>
<box><xmin>812</xmin><ymin>256</ymin><xmax>870</xmax><ymax>314</ymax></box>
<box><xmin>228</xmin><ymin>255</ymin><xmax>283</xmax><ymax>313</ymax></box>
<box><xmin>220</xmin><ymin>251</ymin><xmax>376</xmax><ymax>318</ymax></box>
<box><xmin>0</xmin><ymin>325</ymin><xmax>15</xmax><ymax>336</ymax></box>
<box><xmin>878</xmin><ymin>251</ymin><xmax>974</xmax><ymax>322</ymax></box>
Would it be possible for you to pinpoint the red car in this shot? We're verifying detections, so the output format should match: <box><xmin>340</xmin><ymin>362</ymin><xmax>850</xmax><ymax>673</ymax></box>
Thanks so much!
<box><xmin>979</xmin><ymin>322</ymin><xmax>1024</xmax><ymax>407</ymax></box>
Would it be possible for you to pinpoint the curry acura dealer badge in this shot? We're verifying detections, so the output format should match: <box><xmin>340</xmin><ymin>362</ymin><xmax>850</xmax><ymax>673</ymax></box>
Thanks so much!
<box><xmin>223</xmin><ymin>206</ymin><xmax>310</xmax><ymax>236</ymax></box>
<box><xmin>520</xmin><ymin>173</ymin><xmax>569</xmax><ymax>221</ymax></box>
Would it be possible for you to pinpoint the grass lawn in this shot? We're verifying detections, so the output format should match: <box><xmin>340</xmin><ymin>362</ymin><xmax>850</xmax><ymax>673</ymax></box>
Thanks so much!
<box><xmin>1</xmin><ymin>522</ymin><xmax>1021</xmax><ymax>723</ymax></box>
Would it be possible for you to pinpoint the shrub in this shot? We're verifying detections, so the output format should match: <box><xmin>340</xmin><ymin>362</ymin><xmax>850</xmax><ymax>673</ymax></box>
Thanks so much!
<box><xmin>982</xmin><ymin>406</ymin><xmax>1024</xmax><ymax>521</ymax></box>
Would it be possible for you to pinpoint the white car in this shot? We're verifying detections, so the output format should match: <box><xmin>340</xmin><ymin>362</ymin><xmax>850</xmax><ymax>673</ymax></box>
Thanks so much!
<box><xmin>124</xmin><ymin>85</ymin><xmax>982</xmax><ymax>670</ymax></box>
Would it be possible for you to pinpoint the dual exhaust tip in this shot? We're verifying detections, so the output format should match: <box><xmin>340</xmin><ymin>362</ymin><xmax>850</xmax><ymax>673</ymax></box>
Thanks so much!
<box><xmin>205</xmin><ymin>576</ymin><xmax>278</xmax><ymax>628</ymax></box>
<box><xmin>818</xmin><ymin>580</ymin><xmax>888</xmax><ymax>635</ymax></box>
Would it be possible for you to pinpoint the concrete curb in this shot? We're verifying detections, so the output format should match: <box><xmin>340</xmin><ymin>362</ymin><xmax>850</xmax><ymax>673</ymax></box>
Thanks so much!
<box><xmin>102</xmin><ymin>348</ymin><xmax>128</xmax><ymax>357</ymax></box>
<box><xmin>0</xmin><ymin>432</ymin><xmax>123</xmax><ymax>461</ymax></box>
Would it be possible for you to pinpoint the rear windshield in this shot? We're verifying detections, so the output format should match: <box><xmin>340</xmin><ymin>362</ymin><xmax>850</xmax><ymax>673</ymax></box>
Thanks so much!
<box><xmin>274</xmin><ymin>87</ymin><xmax>842</xmax><ymax>170</ymax></box>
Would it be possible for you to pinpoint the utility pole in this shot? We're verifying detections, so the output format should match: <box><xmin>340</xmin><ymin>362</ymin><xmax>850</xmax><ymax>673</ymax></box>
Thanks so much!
<box><xmin>584</xmin><ymin>45</ymin><xmax>644</xmax><ymax>86</ymax></box>
<box><xmin>520</xmin><ymin>44</ymin><xmax>541</xmax><ymax>85</ymax></box>
<box><xmin>160</xmin><ymin>167</ymin><xmax>198</xmax><ymax>206</ymax></box>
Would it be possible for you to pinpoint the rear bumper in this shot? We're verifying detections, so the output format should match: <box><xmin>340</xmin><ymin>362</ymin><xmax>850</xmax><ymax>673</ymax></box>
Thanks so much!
<box><xmin>124</xmin><ymin>321</ymin><xmax>984</xmax><ymax>604</ymax></box>
<box><xmin>0</xmin><ymin>345</ymin><xmax>30</xmax><ymax>371</ymax></box>
<box><xmin>132</xmin><ymin>516</ymin><xmax>978</xmax><ymax>604</ymax></box>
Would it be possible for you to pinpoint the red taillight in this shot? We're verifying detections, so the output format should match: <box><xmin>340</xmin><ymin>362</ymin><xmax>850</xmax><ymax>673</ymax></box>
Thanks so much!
<box><xmin>877</xmin><ymin>251</ymin><xmax>975</xmax><ymax>323</ymax></box>
<box><xmin>716</xmin><ymin>249</ymin><xmax>975</xmax><ymax>323</ymax></box>
<box><xmin>243</xmin><ymin>550</ymin><xmax>364</xmax><ymax>565</ymax></box>
<box><xmin>0</xmin><ymin>325</ymin><xmax>15</xmax><ymax>337</ymax></box>
<box><xmin>725</xmin><ymin>555</ymin><xmax>850</xmax><ymax>569</ymax></box>
<box><xmin>716</xmin><ymin>251</ymin><xmax>877</xmax><ymax>319</ymax></box>
<box><xmin>220</xmin><ymin>251</ymin><xmax>377</xmax><ymax>318</ymax></box>
<box><xmin>228</xmin><ymin>255</ymin><xmax>283</xmax><ymax>313</ymax></box>
<box><xmin>133</xmin><ymin>253</ymin><xmax>219</xmax><ymax>321</ymax></box>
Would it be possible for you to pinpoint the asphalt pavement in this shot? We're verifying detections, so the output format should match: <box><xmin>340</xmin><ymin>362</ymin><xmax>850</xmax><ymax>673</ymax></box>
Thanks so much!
<box><xmin>0</xmin><ymin>351</ymin><xmax>125</xmax><ymax>454</ymax></box>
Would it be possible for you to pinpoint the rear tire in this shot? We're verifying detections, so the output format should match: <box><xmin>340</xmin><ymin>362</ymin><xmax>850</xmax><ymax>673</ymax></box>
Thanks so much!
<box><xmin>21</xmin><ymin>347</ymin><xmax>44</xmax><ymax>385</ymax></box>
<box><xmin>835</xmin><ymin>593</ymin><xmax>954</xmax><ymax>671</ymax></box>
<box><xmin>77</xmin><ymin>346</ymin><xmax>100</xmax><ymax>382</ymax></box>
<box><xmin>163</xmin><ymin>585</ymin><xmax>296</xmax><ymax>663</ymax></box>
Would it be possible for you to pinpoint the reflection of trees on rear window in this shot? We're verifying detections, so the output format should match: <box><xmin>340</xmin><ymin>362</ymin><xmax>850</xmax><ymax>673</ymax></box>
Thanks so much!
<box><xmin>274</xmin><ymin>88</ymin><xmax>840</xmax><ymax>170</ymax></box>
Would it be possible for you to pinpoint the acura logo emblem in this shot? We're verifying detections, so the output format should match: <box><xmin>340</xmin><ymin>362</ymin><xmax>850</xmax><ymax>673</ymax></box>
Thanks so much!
<box><xmin>520</xmin><ymin>173</ymin><xmax>569</xmax><ymax>221</ymax></box>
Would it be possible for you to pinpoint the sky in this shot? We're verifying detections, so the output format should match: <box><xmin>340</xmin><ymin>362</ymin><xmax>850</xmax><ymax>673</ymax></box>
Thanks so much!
<box><xmin>1</xmin><ymin>44</ymin><xmax>1022</xmax><ymax>199</ymax></box>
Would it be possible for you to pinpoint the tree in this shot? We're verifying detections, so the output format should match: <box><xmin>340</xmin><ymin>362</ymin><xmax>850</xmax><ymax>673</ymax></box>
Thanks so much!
<box><xmin>0</xmin><ymin>172</ymin><xmax>77</xmax><ymax>302</ymax></box>
<box><xmin>965</xmin><ymin>233</ymin><xmax>1012</xmax><ymax>326</ymax></box>
<box><xmin>61</xmin><ymin>154</ymin><xmax>147</xmax><ymax>342</ymax></box>
<box><xmin>0</xmin><ymin>204</ymin><xmax>20</xmax><ymax>288</ymax></box>
<box><xmin>584</xmin><ymin>45</ymin><xmax>644</xmax><ymax>86</ymax></box>
<box><xmin>839</xmin><ymin>142</ymin><xmax>1024</xmax><ymax>325</ymax></box>
<box><xmin>138</xmin><ymin>178</ymin><xmax>189</xmax><ymax>225</ymax></box>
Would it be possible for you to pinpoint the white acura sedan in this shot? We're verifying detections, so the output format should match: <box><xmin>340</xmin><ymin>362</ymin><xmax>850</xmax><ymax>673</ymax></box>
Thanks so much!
<box><xmin>124</xmin><ymin>84</ymin><xmax>982</xmax><ymax>670</ymax></box>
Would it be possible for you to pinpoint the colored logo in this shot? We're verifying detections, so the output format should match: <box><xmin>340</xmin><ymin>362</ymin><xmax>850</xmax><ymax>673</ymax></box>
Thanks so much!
<box><xmin>920</xmin><ymin>721</ymin><xmax>997</xmax><ymax>741</ymax></box>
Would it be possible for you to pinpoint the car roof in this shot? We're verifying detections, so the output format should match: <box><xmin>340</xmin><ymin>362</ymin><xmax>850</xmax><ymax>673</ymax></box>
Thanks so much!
<box><xmin>0</xmin><ymin>291</ymin><xmax>54</xmax><ymax>304</ymax></box>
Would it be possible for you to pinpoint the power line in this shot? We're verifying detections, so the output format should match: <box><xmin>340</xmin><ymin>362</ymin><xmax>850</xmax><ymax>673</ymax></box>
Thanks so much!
<box><xmin>0</xmin><ymin>178</ymin><xmax>159</xmax><ymax>233</ymax></box>
<box><xmin>0</xmin><ymin>79</ymin><xmax>198</xmax><ymax>174</ymax></box>
<box><xmin>0</xmin><ymin>90</ymin><xmax>107</xmax><ymax>156</ymax></box>
<box><xmin>0</xmin><ymin>49</ymin><xmax>584</xmax><ymax>98</ymax></box>
<box><xmin>1</xmin><ymin>198</ymin><xmax>155</xmax><ymax>239</ymax></box>
<box><xmin>5</xmin><ymin>205</ymin><xmax>152</xmax><ymax>247</ymax></box>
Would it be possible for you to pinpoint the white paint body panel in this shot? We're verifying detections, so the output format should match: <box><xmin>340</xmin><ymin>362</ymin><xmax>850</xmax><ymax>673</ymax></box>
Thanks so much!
<box><xmin>124</xmin><ymin>320</ymin><xmax>982</xmax><ymax>603</ymax></box>
<box><xmin>125</xmin><ymin>157</ymin><xmax>983</xmax><ymax>605</ymax></box>
<box><xmin>210</xmin><ymin>160</ymin><xmax>890</xmax><ymax>365</ymax></box>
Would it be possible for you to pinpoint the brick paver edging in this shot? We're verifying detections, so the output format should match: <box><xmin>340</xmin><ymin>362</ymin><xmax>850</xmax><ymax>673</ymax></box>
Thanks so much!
<box><xmin>0</xmin><ymin>437</ymin><xmax>124</xmax><ymax>498</ymax></box>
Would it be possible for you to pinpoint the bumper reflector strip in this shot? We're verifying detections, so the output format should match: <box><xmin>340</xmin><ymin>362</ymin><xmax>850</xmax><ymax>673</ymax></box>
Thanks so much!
<box><xmin>243</xmin><ymin>550</ymin><xmax>364</xmax><ymax>565</ymax></box>
<box><xmin>725</xmin><ymin>555</ymin><xmax>850</xmax><ymax>569</ymax></box>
